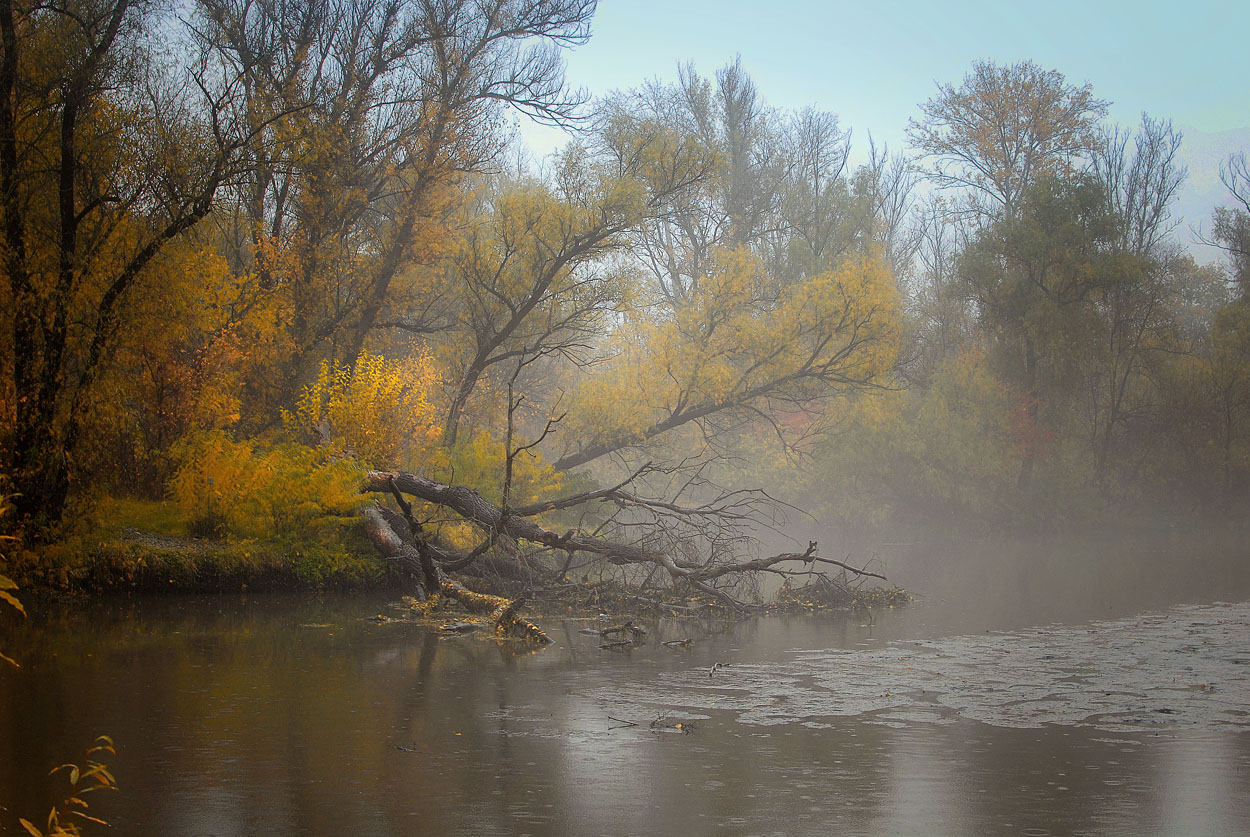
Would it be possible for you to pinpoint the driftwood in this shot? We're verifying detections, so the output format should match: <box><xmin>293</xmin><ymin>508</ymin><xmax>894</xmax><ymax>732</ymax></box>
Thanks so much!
<box><xmin>600</xmin><ymin>621</ymin><xmax>646</xmax><ymax>640</ymax></box>
<box><xmin>363</xmin><ymin>470</ymin><xmax>886</xmax><ymax>611</ymax></box>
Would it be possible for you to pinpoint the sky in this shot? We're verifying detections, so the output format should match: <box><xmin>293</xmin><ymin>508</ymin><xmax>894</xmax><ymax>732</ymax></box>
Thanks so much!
<box><xmin>516</xmin><ymin>0</ymin><xmax>1250</xmax><ymax>252</ymax></box>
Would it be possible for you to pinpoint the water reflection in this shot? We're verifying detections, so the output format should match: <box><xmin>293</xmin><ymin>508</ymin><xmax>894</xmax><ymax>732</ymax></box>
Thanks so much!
<box><xmin>0</xmin><ymin>534</ymin><xmax>1247</xmax><ymax>834</ymax></box>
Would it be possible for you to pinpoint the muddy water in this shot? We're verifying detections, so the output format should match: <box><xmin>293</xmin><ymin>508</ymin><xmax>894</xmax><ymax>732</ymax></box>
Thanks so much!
<box><xmin>2</xmin><ymin>533</ymin><xmax>1249</xmax><ymax>835</ymax></box>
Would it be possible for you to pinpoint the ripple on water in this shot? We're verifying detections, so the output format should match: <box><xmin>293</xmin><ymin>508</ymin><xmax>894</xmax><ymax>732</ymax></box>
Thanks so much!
<box><xmin>585</xmin><ymin>601</ymin><xmax>1250</xmax><ymax>732</ymax></box>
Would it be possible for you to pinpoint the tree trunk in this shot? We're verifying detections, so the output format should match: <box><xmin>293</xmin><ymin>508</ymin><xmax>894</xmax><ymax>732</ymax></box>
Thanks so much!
<box><xmin>360</xmin><ymin>505</ymin><xmax>550</xmax><ymax>643</ymax></box>
<box><xmin>1017</xmin><ymin>337</ymin><xmax>1039</xmax><ymax>492</ymax></box>
<box><xmin>363</xmin><ymin>469</ymin><xmax>886</xmax><ymax>611</ymax></box>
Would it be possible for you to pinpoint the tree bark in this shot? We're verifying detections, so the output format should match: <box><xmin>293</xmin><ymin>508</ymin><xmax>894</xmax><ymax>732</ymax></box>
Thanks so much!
<box><xmin>360</xmin><ymin>505</ymin><xmax>551</xmax><ymax>643</ymax></box>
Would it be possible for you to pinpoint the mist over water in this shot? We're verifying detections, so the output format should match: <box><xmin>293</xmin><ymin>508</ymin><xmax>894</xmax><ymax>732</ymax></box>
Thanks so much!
<box><xmin>2</xmin><ymin>532</ymin><xmax>1248</xmax><ymax>834</ymax></box>
<box><xmin>876</xmin><ymin>529</ymin><xmax>1250</xmax><ymax>636</ymax></box>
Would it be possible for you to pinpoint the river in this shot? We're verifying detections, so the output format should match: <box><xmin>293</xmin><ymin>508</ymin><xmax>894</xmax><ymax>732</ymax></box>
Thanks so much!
<box><xmin>2</xmin><ymin>531</ymin><xmax>1249</xmax><ymax>835</ymax></box>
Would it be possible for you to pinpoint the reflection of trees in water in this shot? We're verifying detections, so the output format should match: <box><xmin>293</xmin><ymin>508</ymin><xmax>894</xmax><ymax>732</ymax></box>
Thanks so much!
<box><xmin>4</xmin><ymin>595</ymin><xmax>1250</xmax><ymax>832</ymax></box>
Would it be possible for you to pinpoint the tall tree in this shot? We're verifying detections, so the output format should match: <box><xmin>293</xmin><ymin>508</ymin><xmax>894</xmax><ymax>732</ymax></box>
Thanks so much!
<box><xmin>611</xmin><ymin>60</ymin><xmax>891</xmax><ymax>311</ymax></box>
<box><xmin>908</xmin><ymin>60</ymin><xmax>1108</xmax><ymax>220</ymax></box>
<box><xmin>536</xmin><ymin>62</ymin><xmax>906</xmax><ymax>472</ymax></box>
<box><xmin>957</xmin><ymin>175</ymin><xmax>1119</xmax><ymax>489</ymax></box>
<box><xmin>0</xmin><ymin>0</ymin><xmax>255</xmax><ymax>527</ymax></box>
<box><xmin>1080</xmin><ymin>115</ymin><xmax>1187</xmax><ymax>486</ymax></box>
<box><xmin>193</xmin><ymin>0</ymin><xmax>598</xmax><ymax>424</ymax></box>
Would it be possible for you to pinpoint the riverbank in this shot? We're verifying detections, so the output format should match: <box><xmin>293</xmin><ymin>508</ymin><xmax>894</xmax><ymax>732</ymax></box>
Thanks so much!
<box><xmin>6</xmin><ymin>498</ymin><xmax>391</xmax><ymax>597</ymax></box>
<box><xmin>11</xmin><ymin>537</ymin><xmax>391</xmax><ymax>597</ymax></box>
<box><xmin>6</xmin><ymin>498</ymin><xmax>906</xmax><ymax>611</ymax></box>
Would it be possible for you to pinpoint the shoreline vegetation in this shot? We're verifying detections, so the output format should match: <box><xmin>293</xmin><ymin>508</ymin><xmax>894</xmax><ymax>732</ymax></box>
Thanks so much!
<box><xmin>7</xmin><ymin>499</ymin><xmax>387</xmax><ymax>597</ymax></box>
<box><xmin>6</xmin><ymin>498</ymin><xmax>909</xmax><ymax>617</ymax></box>
<box><xmin>2</xmin><ymin>4</ymin><xmax>1248</xmax><ymax>643</ymax></box>
<box><xmin>6</xmin><ymin>493</ymin><xmax>1234</xmax><ymax>618</ymax></box>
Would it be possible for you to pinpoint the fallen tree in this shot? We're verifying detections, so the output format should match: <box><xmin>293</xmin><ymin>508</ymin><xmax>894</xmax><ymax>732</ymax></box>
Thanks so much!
<box><xmin>360</xmin><ymin>468</ymin><xmax>889</xmax><ymax>630</ymax></box>
<box><xmin>362</xmin><ymin>505</ymin><xmax>551</xmax><ymax>643</ymax></box>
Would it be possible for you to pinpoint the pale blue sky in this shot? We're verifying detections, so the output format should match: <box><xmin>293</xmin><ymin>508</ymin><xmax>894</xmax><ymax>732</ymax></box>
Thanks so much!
<box><xmin>535</xmin><ymin>0</ymin><xmax>1247</xmax><ymax>144</ymax></box>
<box><xmin>517</xmin><ymin>0</ymin><xmax>1249</xmax><ymax>252</ymax></box>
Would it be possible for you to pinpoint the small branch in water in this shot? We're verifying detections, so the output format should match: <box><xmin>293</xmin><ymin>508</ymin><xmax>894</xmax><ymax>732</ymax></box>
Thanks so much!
<box><xmin>600</xmin><ymin>621</ymin><xmax>646</xmax><ymax>640</ymax></box>
<box><xmin>650</xmin><ymin>716</ymin><xmax>693</xmax><ymax>734</ymax></box>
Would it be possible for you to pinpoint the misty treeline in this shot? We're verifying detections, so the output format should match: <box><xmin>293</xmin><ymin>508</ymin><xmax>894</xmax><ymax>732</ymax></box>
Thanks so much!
<box><xmin>1</xmin><ymin>0</ymin><xmax>1247</xmax><ymax>587</ymax></box>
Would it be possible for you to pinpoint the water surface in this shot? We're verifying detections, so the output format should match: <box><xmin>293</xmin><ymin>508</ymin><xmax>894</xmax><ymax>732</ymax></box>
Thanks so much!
<box><xmin>2</xmin><ymin>533</ymin><xmax>1248</xmax><ymax>835</ymax></box>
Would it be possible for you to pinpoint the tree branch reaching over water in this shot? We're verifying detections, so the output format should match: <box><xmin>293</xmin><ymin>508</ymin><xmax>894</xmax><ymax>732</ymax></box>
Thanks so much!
<box><xmin>362</xmin><ymin>469</ymin><xmax>886</xmax><ymax>610</ymax></box>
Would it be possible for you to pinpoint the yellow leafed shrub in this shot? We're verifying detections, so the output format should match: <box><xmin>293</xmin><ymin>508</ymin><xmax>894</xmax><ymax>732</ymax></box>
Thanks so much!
<box><xmin>169</xmin><ymin>432</ymin><xmax>364</xmax><ymax>539</ymax></box>
<box><xmin>285</xmin><ymin>351</ymin><xmax>442</xmax><ymax>468</ymax></box>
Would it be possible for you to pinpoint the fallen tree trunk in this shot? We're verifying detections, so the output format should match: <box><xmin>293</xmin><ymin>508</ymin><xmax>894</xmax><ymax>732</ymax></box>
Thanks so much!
<box><xmin>364</xmin><ymin>471</ymin><xmax>656</xmax><ymax>565</ymax></box>
<box><xmin>362</xmin><ymin>505</ymin><xmax>550</xmax><ymax>643</ymax></box>
<box><xmin>363</xmin><ymin>470</ymin><xmax>886</xmax><ymax>610</ymax></box>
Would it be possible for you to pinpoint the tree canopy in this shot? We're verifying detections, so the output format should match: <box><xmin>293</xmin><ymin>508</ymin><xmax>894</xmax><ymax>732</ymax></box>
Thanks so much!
<box><xmin>2</xmin><ymin>38</ymin><xmax>1248</xmax><ymax>602</ymax></box>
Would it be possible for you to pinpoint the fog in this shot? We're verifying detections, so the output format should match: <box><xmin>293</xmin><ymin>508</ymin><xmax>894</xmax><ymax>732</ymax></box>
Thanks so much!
<box><xmin>3</xmin><ymin>2</ymin><xmax>1249</xmax><ymax>831</ymax></box>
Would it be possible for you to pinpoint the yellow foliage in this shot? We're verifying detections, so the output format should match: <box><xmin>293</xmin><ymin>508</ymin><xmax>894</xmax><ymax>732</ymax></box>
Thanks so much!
<box><xmin>285</xmin><ymin>351</ymin><xmax>442</xmax><ymax>468</ymax></box>
<box><xmin>565</xmin><ymin>246</ymin><xmax>901</xmax><ymax>454</ymax></box>
<box><xmin>444</xmin><ymin>429</ymin><xmax>563</xmax><ymax>506</ymax></box>
<box><xmin>19</xmin><ymin>735</ymin><xmax>117</xmax><ymax>836</ymax></box>
<box><xmin>169</xmin><ymin>432</ymin><xmax>364</xmax><ymax>538</ymax></box>
<box><xmin>71</xmin><ymin>241</ymin><xmax>245</xmax><ymax>482</ymax></box>
<box><xmin>811</xmin><ymin>348</ymin><xmax>1018</xmax><ymax>524</ymax></box>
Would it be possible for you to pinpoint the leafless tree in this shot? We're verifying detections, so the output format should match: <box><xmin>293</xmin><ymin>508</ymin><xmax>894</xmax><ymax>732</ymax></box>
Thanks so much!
<box><xmin>1210</xmin><ymin>152</ymin><xmax>1250</xmax><ymax>293</ymax></box>
<box><xmin>1091</xmin><ymin>114</ymin><xmax>1186</xmax><ymax>256</ymax></box>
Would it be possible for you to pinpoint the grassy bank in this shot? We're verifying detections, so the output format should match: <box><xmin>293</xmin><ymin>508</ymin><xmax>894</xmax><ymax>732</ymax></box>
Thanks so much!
<box><xmin>7</xmin><ymin>498</ymin><xmax>393</xmax><ymax>596</ymax></box>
